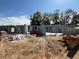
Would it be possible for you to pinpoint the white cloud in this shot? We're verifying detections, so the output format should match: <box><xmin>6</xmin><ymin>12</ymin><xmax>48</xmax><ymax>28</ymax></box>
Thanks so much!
<box><xmin>0</xmin><ymin>15</ymin><xmax>30</xmax><ymax>25</ymax></box>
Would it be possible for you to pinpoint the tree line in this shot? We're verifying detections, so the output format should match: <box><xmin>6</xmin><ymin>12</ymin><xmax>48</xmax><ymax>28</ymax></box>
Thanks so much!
<box><xmin>30</xmin><ymin>9</ymin><xmax>79</xmax><ymax>25</ymax></box>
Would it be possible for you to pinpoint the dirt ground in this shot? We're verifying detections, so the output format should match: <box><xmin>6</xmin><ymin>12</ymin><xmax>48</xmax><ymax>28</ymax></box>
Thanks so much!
<box><xmin>0</xmin><ymin>35</ymin><xmax>79</xmax><ymax>59</ymax></box>
<box><xmin>73</xmin><ymin>50</ymin><xmax>79</xmax><ymax>59</ymax></box>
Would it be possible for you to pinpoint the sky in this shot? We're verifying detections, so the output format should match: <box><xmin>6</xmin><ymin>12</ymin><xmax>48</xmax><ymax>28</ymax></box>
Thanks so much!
<box><xmin>0</xmin><ymin>0</ymin><xmax>79</xmax><ymax>25</ymax></box>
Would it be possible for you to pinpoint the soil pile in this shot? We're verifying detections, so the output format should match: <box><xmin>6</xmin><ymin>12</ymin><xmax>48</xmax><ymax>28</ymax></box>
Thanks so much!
<box><xmin>0</xmin><ymin>36</ymin><xmax>69</xmax><ymax>59</ymax></box>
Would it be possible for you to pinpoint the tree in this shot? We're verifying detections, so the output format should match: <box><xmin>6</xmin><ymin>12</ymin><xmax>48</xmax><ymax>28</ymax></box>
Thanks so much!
<box><xmin>42</xmin><ymin>13</ymin><xmax>50</xmax><ymax>25</ymax></box>
<box><xmin>59</xmin><ymin>12</ymin><xmax>65</xmax><ymax>24</ymax></box>
<box><xmin>52</xmin><ymin>9</ymin><xmax>60</xmax><ymax>24</ymax></box>
<box><xmin>65</xmin><ymin>9</ymin><xmax>74</xmax><ymax>16</ymax></box>
<box><xmin>65</xmin><ymin>9</ymin><xmax>77</xmax><ymax>24</ymax></box>
<box><xmin>30</xmin><ymin>9</ymin><xmax>79</xmax><ymax>25</ymax></box>
<box><xmin>30</xmin><ymin>11</ymin><xmax>42</xmax><ymax>25</ymax></box>
<box><xmin>72</xmin><ymin>14</ymin><xmax>79</xmax><ymax>24</ymax></box>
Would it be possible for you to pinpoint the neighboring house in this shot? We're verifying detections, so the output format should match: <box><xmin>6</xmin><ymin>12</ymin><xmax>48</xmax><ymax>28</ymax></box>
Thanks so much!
<box><xmin>0</xmin><ymin>25</ymin><xmax>28</xmax><ymax>34</ymax></box>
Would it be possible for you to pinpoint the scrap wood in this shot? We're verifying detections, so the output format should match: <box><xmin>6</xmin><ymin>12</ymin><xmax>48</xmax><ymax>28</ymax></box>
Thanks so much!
<box><xmin>63</xmin><ymin>35</ymin><xmax>79</xmax><ymax>48</ymax></box>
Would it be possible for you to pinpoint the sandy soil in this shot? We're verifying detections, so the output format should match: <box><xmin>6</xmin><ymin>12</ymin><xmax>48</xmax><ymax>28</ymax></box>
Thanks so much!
<box><xmin>0</xmin><ymin>35</ymin><xmax>78</xmax><ymax>59</ymax></box>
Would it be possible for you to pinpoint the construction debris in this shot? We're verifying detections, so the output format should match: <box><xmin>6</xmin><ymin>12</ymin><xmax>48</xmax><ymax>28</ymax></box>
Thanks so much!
<box><xmin>9</xmin><ymin>34</ymin><xmax>26</xmax><ymax>41</ymax></box>
<box><xmin>63</xmin><ymin>35</ymin><xmax>79</xmax><ymax>48</ymax></box>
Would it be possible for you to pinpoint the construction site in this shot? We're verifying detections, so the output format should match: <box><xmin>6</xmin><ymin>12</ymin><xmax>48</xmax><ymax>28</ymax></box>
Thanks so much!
<box><xmin>0</xmin><ymin>30</ymin><xmax>79</xmax><ymax>59</ymax></box>
<box><xmin>0</xmin><ymin>0</ymin><xmax>79</xmax><ymax>59</ymax></box>
<box><xmin>0</xmin><ymin>11</ymin><xmax>79</xmax><ymax>59</ymax></box>
<box><xmin>0</xmin><ymin>13</ymin><xmax>79</xmax><ymax>59</ymax></box>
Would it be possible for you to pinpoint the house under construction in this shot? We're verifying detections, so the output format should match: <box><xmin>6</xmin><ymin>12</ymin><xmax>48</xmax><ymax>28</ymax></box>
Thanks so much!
<box><xmin>29</xmin><ymin>24</ymin><xmax>79</xmax><ymax>36</ymax></box>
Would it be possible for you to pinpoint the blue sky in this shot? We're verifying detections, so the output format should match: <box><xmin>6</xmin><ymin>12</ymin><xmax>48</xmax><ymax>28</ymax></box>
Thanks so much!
<box><xmin>0</xmin><ymin>0</ymin><xmax>79</xmax><ymax>17</ymax></box>
<box><xmin>0</xmin><ymin>0</ymin><xmax>79</xmax><ymax>25</ymax></box>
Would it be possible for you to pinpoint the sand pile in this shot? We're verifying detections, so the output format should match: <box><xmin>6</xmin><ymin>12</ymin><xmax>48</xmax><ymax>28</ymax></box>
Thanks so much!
<box><xmin>0</xmin><ymin>36</ymin><xmax>68</xmax><ymax>59</ymax></box>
